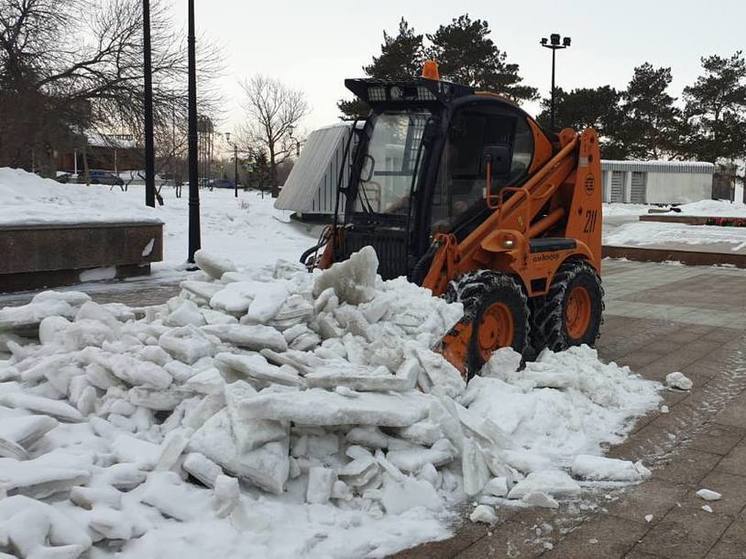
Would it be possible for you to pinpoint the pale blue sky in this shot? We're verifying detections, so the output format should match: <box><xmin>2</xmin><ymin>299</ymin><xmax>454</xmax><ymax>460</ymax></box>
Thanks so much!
<box><xmin>172</xmin><ymin>0</ymin><xmax>745</xmax><ymax>135</ymax></box>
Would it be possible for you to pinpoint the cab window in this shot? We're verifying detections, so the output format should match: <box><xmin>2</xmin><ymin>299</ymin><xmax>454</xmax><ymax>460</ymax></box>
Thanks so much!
<box><xmin>431</xmin><ymin>108</ymin><xmax>533</xmax><ymax>233</ymax></box>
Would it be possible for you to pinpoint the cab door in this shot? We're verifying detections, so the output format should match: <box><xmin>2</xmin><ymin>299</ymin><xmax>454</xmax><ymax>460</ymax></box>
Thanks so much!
<box><xmin>430</xmin><ymin>105</ymin><xmax>534</xmax><ymax>238</ymax></box>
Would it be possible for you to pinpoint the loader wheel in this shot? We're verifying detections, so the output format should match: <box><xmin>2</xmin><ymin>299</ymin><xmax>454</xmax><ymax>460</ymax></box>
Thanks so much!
<box><xmin>531</xmin><ymin>260</ymin><xmax>604</xmax><ymax>353</ymax></box>
<box><xmin>448</xmin><ymin>271</ymin><xmax>529</xmax><ymax>376</ymax></box>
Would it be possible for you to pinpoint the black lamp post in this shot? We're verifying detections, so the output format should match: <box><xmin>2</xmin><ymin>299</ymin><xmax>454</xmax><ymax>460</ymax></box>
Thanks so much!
<box><xmin>225</xmin><ymin>132</ymin><xmax>239</xmax><ymax>198</ymax></box>
<box><xmin>187</xmin><ymin>0</ymin><xmax>201</xmax><ymax>263</ymax></box>
<box><xmin>143</xmin><ymin>0</ymin><xmax>155</xmax><ymax>207</ymax></box>
<box><xmin>540</xmin><ymin>33</ymin><xmax>571</xmax><ymax>131</ymax></box>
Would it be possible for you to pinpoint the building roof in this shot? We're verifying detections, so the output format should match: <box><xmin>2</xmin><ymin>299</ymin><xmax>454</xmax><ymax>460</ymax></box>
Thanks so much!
<box><xmin>601</xmin><ymin>160</ymin><xmax>715</xmax><ymax>174</ymax></box>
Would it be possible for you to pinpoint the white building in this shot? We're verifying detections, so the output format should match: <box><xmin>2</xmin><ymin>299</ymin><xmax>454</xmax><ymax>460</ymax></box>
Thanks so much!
<box><xmin>601</xmin><ymin>160</ymin><xmax>714</xmax><ymax>205</ymax></box>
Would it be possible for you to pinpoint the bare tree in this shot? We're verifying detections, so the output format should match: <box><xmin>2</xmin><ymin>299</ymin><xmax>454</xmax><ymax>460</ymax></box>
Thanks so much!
<box><xmin>238</xmin><ymin>75</ymin><xmax>308</xmax><ymax>197</ymax></box>
<box><xmin>0</xmin><ymin>0</ymin><xmax>223</xmax><ymax>175</ymax></box>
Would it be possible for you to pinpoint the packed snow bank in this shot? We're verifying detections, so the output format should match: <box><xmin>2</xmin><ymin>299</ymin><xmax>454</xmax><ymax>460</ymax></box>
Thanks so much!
<box><xmin>0</xmin><ymin>167</ymin><xmax>160</xmax><ymax>226</ymax></box>
<box><xmin>604</xmin><ymin>221</ymin><xmax>746</xmax><ymax>249</ymax></box>
<box><xmin>0</xmin><ymin>168</ymin><xmax>318</xmax><ymax>274</ymax></box>
<box><xmin>673</xmin><ymin>199</ymin><xmax>746</xmax><ymax>217</ymax></box>
<box><xmin>0</xmin><ymin>249</ymin><xmax>662</xmax><ymax>558</ymax></box>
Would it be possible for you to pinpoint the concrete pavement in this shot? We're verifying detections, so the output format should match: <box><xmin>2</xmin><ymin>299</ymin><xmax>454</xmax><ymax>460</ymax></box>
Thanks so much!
<box><xmin>398</xmin><ymin>259</ymin><xmax>746</xmax><ymax>558</ymax></box>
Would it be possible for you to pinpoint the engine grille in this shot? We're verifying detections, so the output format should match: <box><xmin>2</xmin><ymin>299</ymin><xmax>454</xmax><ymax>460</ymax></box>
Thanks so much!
<box><xmin>336</xmin><ymin>228</ymin><xmax>409</xmax><ymax>280</ymax></box>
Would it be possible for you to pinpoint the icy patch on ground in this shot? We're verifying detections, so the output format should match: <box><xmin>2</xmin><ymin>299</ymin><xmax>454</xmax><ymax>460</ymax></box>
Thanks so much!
<box><xmin>0</xmin><ymin>249</ymin><xmax>662</xmax><ymax>558</ymax></box>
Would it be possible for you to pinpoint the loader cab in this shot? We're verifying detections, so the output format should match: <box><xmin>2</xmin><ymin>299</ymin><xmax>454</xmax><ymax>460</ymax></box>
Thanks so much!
<box><xmin>336</xmin><ymin>76</ymin><xmax>553</xmax><ymax>281</ymax></box>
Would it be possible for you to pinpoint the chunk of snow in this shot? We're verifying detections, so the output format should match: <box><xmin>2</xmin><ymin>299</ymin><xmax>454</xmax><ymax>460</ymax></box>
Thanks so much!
<box><xmin>239</xmin><ymin>387</ymin><xmax>430</xmax><ymax>427</ymax></box>
<box><xmin>469</xmin><ymin>504</ymin><xmax>497</xmax><ymax>524</ymax></box>
<box><xmin>203</xmin><ymin>324</ymin><xmax>287</xmax><ymax>353</ymax></box>
<box><xmin>645</xmin><ymin>514</ymin><xmax>653</xmax><ymax>523</ymax></box>
<box><xmin>0</xmin><ymin>392</ymin><xmax>83</xmax><ymax>422</ymax></box>
<box><xmin>194</xmin><ymin>250</ymin><xmax>236</xmax><ymax>280</ymax></box>
<box><xmin>313</xmin><ymin>246</ymin><xmax>378</xmax><ymax>305</ymax></box>
<box><xmin>702</xmin><ymin>505</ymin><xmax>713</xmax><ymax>513</ymax></box>
<box><xmin>483</xmin><ymin>477</ymin><xmax>509</xmax><ymax>498</ymax></box>
<box><xmin>462</xmin><ymin>438</ymin><xmax>491</xmax><ymax>496</ymax></box>
<box><xmin>381</xmin><ymin>475</ymin><xmax>442</xmax><ymax>515</ymax></box>
<box><xmin>182</xmin><ymin>452</ymin><xmax>223</xmax><ymax>488</ymax></box>
<box><xmin>306</xmin><ymin>466</ymin><xmax>337</xmax><ymax>505</ymax></box>
<box><xmin>215</xmin><ymin>352</ymin><xmax>302</xmax><ymax>387</ymax></box>
<box><xmin>508</xmin><ymin>471</ymin><xmax>581</xmax><ymax>500</ymax></box>
<box><xmin>696</xmin><ymin>488</ymin><xmax>722</xmax><ymax>501</ymax></box>
<box><xmin>212</xmin><ymin>474</ymin><xmax>240</xmax><ymax>518</ymax></box>
<box><xmin>522</xmin><ymin>492</ymin><xmax>559</xmax><ymax>509</ymax></box>
<box><xmin>571</xmin><ymin>455</ymin><xmax>651</xmax><ymax>482</ymax></box>
<box><xmin>111</xmin><ymin>434</ymin><xmax>160</xmax><ymax>469</ymax></box>
<box><xmin>666</xmin><ymin>372</ymin><xmax>693</xmax><ymax>390</ymax></box>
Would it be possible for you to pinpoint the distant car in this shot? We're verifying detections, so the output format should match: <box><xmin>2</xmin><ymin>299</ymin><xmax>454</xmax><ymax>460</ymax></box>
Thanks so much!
<box><xmin>55</xmin><ymin>173</ymin><xmax>75</xmax><ymax>183</ymax></box>
<box><xmin>88</xmin><ymin>170</ymin><xmax>124</xmax><ymax>186</ymax></box>
<box><xmin>209</xmin><ymin>178</ymin><xmax>236</xmax><ymax>189</ymax></box>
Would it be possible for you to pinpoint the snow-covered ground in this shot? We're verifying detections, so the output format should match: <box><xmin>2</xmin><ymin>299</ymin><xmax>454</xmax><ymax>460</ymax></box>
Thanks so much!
<box><xmin>0</xmin><ymin>168</ymin><xmax>321</xmax><ymax>286</ymax></box>
<box><xmin>603</xmin><ymin>200</ymin><xmax>746</xmax><ymax>249</ymax></box>
<box><xmin>605</xmin><ymin>221</ymin><xmax>746</xmax><ymax>250</ymax></box>
<box><xmin>0</xmin><ymin>168</ymin><xmax>160</xmax><ymax>227</ymax></box>
<box><xmin>0</xmin><ymin>247</ymin><xmax>664</xmax><ymax>559</ymax></box>
<box><xmin>604</xmin><ymin>200</ymin><xmax>746</xmax><ymax>219</ymax></box>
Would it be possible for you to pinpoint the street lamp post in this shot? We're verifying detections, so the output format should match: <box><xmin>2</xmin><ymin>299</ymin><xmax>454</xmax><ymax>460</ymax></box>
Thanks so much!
<box><xmin>225</xmin><ymin>133</ymin><xmax>239</xmax><ymax>198</ymax></box>
<box><xmin>143</xmin><ymin>0</ymin><xmax>155</xmax><ymax>207</ymax></box>
<box><xmin>540</xmin><ymin>33</ymin><xmax>571</xmax><ymax>132</ymax></box>
<box><xmin>187</xmin><ymin>0</ymin><xmax>201</xmax><ymax>264</ymax></box>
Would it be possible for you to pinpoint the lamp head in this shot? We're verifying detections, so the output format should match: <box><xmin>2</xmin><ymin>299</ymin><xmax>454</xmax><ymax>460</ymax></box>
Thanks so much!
<box><xmin>550</xmin><ymin>33</ymin><xmax>560</xmax><ymax>46</ymax></box>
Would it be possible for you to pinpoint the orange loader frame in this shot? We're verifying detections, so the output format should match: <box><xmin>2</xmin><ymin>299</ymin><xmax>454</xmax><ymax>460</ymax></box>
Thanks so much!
<box><xmin>426</xmin><ymin>127</ymin><xmax>603</xmax><ymax>371</ymax></box>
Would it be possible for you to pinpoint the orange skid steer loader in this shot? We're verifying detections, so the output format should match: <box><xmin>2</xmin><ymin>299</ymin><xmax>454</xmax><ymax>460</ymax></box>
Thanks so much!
<box><xmin>302</xmin><ymin>61</ymin><xmax>604</xmax><ymax>377</ymax></box>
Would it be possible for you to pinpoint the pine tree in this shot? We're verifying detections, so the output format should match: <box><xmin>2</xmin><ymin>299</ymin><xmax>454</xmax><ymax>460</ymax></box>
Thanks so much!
<box><xmin>537</xmin><ymin>86</ymin><xmax>626</xmax><ymax>159</ymax></box>
<box><xmin>616</xmin><ymin>63</ymin><xmax>681</xmax><ymax>159</ymax></box>
<box><xmin>426</xmin><ymin>15</ymin><xmax>537</xmax><ymax>102</ymax></box>
<box><xmin>337</xmin><ymin>18</ymin><xmax>424</xmax><ymax>119</ymax></box>
<box><xmin>682</xmin><ymin>51</ymin><xmax>746</xmax><ymax>163</ymax></box>
<box><xmin>363</xmin><ymin>18</ymin><xmax>424</xmax><ymax>80</ymax></box>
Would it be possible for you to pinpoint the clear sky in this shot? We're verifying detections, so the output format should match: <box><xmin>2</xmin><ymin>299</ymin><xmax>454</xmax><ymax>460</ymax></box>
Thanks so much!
<box><xmin>170</xmin><ymin>0</ymin><xmax>745</xmax><ymax>137</ymax></box>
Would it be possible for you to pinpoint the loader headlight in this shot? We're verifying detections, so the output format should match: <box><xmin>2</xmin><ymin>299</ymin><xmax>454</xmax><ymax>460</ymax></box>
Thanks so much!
<box><xmin>500</xmin><ymin>234</ymin><xmax>516</xmax><ymax>249</ymax></box>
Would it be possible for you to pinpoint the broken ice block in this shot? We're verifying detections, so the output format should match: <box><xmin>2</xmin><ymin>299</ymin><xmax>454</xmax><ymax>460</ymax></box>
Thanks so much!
<box><xmin>306</xmin><ymin>466</ymin><xmax>337</xmax><ymax>504</ymax></box>
<box><xmin>508</xmin><ymin>470</ymin><xmax>581</xmax><ymax>500</ymax></box>
<box><xmin>182</xmin><ymin>452</ymin><xmax>223</xmax><ymax>488</ymax></box>
<box><xmin>194</xmin><ymin>250</ymin><xmax>236</xmax><ymax>280</ymax></box>
<box><xmin>238</xmin><ymin>387</ymin><xmax>430</xmax><ymax>427</ymax></box>
<box><xmin>312</xmin><ymin>246</ymin><xmax>378</xmax><ymax>305</ymax></box>
<box><xmin>215</xmin><ymin>352</ymin><xmax>303</xmax><ymax>387</ymax></box>
<box><xmin>213</xmin><ymin>474</ymin><xmax>240</xmax><ymax>518</ymax></box>
<box><xmin>203</xmin><ymin>324</ymin><xmax>287</xmax><ymax>353</ymax></box>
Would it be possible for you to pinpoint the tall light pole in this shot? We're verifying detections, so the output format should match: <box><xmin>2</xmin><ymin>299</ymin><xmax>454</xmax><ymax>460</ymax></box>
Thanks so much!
<box><xmin>540</xmin><ymin>33</ymin><xmax>571</xmax><ymax>132</ymax></box>
<box><xmin>143</xmin><ymin>0</ymin><xmax>155</xmax><ymax>207</ymax></box>
<box><xmin>225</xmin><ymin>132</ymin><xmax>238</xmax><ymax>198</ymax></box>
<box><xmin>187</xmin><ymin>0</ymin><xmax>200</xmax><ymax>263</ymax></box>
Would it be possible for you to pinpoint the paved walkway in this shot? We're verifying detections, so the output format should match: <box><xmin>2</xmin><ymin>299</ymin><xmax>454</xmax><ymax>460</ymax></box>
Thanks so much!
<box><xmin>397</xmin><ymin>259</ymin><xmax>746</xmax><ymax>559</ymax></box>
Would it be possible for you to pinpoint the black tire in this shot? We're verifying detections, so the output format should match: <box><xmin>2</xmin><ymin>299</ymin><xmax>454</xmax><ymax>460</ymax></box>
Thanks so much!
<box><xmin>447</xmin><ymin>271</ymin><xmax>530</xmax><ymax>376</ymax></box>
<box><xmin>530</xmin><ymin>259</ymin><xmax>604</xmax><ymax>353</ymax></box>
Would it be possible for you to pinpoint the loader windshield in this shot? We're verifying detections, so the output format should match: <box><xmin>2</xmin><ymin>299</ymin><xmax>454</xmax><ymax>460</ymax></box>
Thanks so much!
<box><xmin>355</xmin><ymin>110</ymin><xmax>430</xmax><ymax>215</ymax></box>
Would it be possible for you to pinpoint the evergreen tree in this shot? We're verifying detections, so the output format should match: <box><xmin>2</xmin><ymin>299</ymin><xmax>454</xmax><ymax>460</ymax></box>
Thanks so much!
<box><xmin>681</xmin><ymin>51</ymin><xmax>746</xmax><ymax>163</ymax></box>
<box><xmin>337</xmin><ymin>18</ymin><xmax>424</xmax><ymax>119</ymax></box>
<box><xmin>363</xmin><ymin>18</ymin><xmax>424</xmax><ymax>80</ymax></box>
<box><xmin>537</xmin><ymin>86</ymin><xmax>626</xmax><ymax>159</ymax></box>
<box><xmin>616</xmin><ymin>63</ymin><xmax>681</xmax><ymax>159</ymax></box>
<box><xmin>426</xmin><ymin>15</ymin><xmax>537</xmax><ymax>102</ymax></box>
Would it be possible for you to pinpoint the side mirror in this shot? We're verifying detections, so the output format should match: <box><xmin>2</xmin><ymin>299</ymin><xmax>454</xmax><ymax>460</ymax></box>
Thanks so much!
<box><xmin>480</xmin><ymin>145</ymin><xmax>512</xmax><ymax>177</ymax></box>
